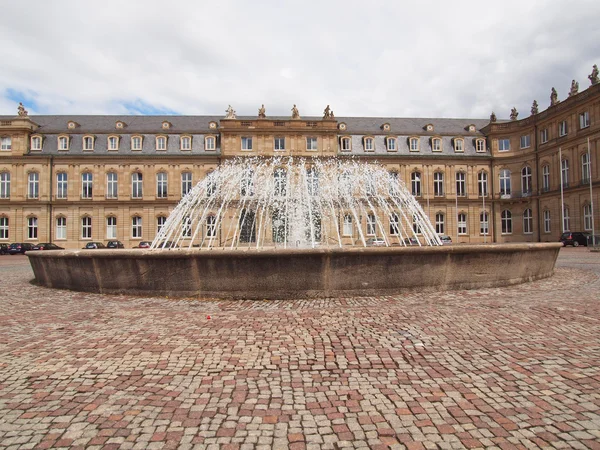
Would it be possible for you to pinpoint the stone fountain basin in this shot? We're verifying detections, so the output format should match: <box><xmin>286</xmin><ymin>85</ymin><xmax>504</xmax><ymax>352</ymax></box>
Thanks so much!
<box><xmin>27</xmin><ymin>243</ymin><xmax>562</xmax><ymax>299</ymax></box>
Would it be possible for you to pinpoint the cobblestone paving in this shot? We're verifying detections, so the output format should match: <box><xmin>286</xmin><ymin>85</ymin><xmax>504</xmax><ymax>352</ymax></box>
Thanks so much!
<box><xmin>0</xmin><ymin>248</ymin><xmax>599</xmax><ymax>449</ymax></box>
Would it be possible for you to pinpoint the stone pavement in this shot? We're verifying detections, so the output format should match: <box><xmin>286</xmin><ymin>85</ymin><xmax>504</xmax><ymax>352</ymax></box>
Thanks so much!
<box><xmin>0</xmin><ymin>248</ymin><xmax>599</xmax><ymax>450</ymax></box>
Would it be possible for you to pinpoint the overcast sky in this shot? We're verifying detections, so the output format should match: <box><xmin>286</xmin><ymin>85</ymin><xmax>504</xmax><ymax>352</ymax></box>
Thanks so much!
<box><xmin>1</xmin><ymin>0</ymin><xmax>598</xmax><ymax>120</ymax></box>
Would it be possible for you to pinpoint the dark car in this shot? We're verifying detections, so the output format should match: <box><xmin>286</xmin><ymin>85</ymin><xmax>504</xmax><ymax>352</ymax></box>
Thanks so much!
<box><xmin>155</xmin><ymin>241</ymin><xmax>176</xmax><ymax>249</ymax></box>
<box><xmin>559</xmin><ymin>231</ymin><xmax>590</xmax><ymax>247</ymax></box>
<box><xmin>134</xmin><ymin>241</ymin><xmax>152</xmax><ymax>249</ymax></box>
<box><xmin>106</xmin><ymin>240</ymin><xmax>124</xmax><ymax>249</ymax></box>
<box><xmin>8</xmin><ymin>243</ymin><xmax>34</xmax><ymax>254</ymax></box>
<box><xmin>0</xmin><ymin>243</ymin><xmax>8</xmax><ymax>255</ymax></box>
<box><xmin>31</xmin><ymin>243</ymin><xmax>65</xmax><ymax>251</ymax></box>
<box><xmin>83</xmin><ymin>242</ymin><xmax>106</xmax><ymax>249</ymax></box>
<box><xmin>403</xmin><ymin>237</ymin><xmax>420</xmax><ymax>246</ymax></box>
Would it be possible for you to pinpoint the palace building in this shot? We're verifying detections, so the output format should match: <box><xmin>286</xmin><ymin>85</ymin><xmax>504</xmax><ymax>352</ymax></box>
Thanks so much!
<box><xmin>1</xmin><ymin>68</ymin><xmax>599</xmax><ymax>249</ymax></box>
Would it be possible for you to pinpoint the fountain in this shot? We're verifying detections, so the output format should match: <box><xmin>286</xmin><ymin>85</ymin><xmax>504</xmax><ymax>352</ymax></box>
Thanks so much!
<box><xmin>27</xmin><ymin>158</ymin><xmax>562</xmax><ymax>299</ymax></box>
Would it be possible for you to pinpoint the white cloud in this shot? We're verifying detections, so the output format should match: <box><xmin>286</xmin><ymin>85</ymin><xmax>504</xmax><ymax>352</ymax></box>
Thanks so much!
<box><xmin>1</xmin><ymin>0</ymin><xmax>599</xmax><ymax>119</ymax></box>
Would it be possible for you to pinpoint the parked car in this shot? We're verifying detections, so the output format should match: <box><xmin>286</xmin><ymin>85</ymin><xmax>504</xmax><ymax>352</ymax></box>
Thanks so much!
<box><xmin>559</xmin><ymin>231</ymin><xmax>590</xmax><ymax>247</ymax></box>
<box><xmin>438</xmin><ymin>234</ymin><xmax>452</xmax><ymax>245</ymax></box>
<box><xmin>156</xmin><ymin>241</ymin><xmax>176</xmax><ymax>249</ymax></box>
<box><xmin>106</xmin><ymin>240</ymin><xmax>124</xmax><ymax>248</ymax></box>
<box><xmin>134</xmin><ymin>241</ymin><xmax>152</xmax><ymax>249</ymax></box>
<box><xmin>366</xmin><ymin>238</ymin><xmax>387</xmax><ymax>246</ymax></box>
<box><xmin>0</xmin><ymin>243</ymin><xmax>8</xmax><ymax>255</ymax></box>
<box><xmin>83</xmin><ymin>242</ymin><xmax>106</xmax><ymax>249</ymax></box>
<box><xmin>403</xmin><ymin>237</ymin><xmax>420</xmax><ymax>246</ymax></box>
<box><xmin>31</xmin><ymin>243</ymin><xmax>64</xmax><ymax>251</ymax></box>
<box><xmin>8</xmin><ymin>243</ymin><xmax>34</xmax><ymax>254</ymax></box>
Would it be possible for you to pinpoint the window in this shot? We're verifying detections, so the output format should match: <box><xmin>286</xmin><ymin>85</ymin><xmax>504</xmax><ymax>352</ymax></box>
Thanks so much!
<box><xmin>456</xmin><ymin>172</ymin><xmax>466</xmax><ymax>197</ymax></box>
<box><xmin>411</xmin><ymin>172</ymin><xmax>422</xmax><ymax>197</ymax></box>
<box><xmin>544</xmin><ymin>210</ymin><xmax>551</xmax><ymax>233</ymax></box>
<box><xmin>274</xmin><ymin>168</ymin><xmax>287</xmax><ymax>197</ymax></box>
<box><xmin>563</xmin><ymin>206</ymin><xmax>570</xmax><ymax>231</ymax></box>
<box><xmin>183</xmin><ymin>216</ymin><xmax>192</xmax><ymax>237</ymax></box>
<box><xmin>454</xmin><ymin>139</ymin><xmax>464</xmax><ymax>152</ymax></box>
<box><xmin>523</xmin><ymin>208</ymin><xmax>533</xmax><ymax>234</ymax></box>
<box><xmin>28</xmin><ymin>172</ymin><xmax>39</xmax><ymax>199</ymax></box>
<box><xmin>132</xmin><ymin>216</ymin><xmax>142</xmax><ymax>238</ymax></box>
<box><xmin>388</xmin><ymin>171</ymin><xmax>399</xmax><ymax>196</ymax></box>
<box><xmin>1</xmin><ymin>137</ymin><xmax>12</xmax><ymax>150</ymax></box>
<box><xmin>240</xmin><ymin>169</ymin><xmax>254</xmax><ymax>196</ymax></box>
<box><xmin>58</xmin><ymin>136</ymin><xmax>69</xmax><ymax>151</ymax></box>
<box><xmin>56</xmin><ymin>217</ymin><xmax>68</xmax><ymax>239</ymax></box>
<box><xmin>82</xmin><ymin>216</ymin><xmax>92</xmax><ymax>239</ymax></box>
<box><xmin>432</xmin><ymin>138</ymin><xmax>442</xmax><ymax>152</ymax></box>
<box><xmin>27</xmin><ymin>217</ymin><xmax>38</xmax><ymax>239</ymax></box>
<box><xmin>343</xmin><ymin>214</ymin><xmax>353</xmax><ymax>236</ymax></box>
<box><xmin>156</xmin><ymin>172</ymin><xmax>168</xmax><ymax>198</ymax></box>
<box><xmin>81</xmin><ymin>172</ymin><xmax>93</xmax><ymax>199</ymax></box>
<box><xmin>157</xmin><ymin>216</ymin><xmax>167</xmax><ymax>234</ymax></box>
<box><xmin>181</xmin><ymin>172</ymin><xmax>192</xmax><ymax>197</ymax></box>
<box><xmin>131</xmin><ymin>136</ymin><xmax>142</xmax><ymax>150</ymax></box>
<box><xmin>476</xmin><ymin>139</ymin><xmax>486</xmax><ymax>152</ymax></box>
<box><xmin>367</xmin><ymin>214</ymin><xmax>376</xmax><ymax>236</ymax></box>
<box><xmin>501</xmin><ymin>210</ymin><xmax>512</xmax><ymax>234</ymax></box>
<box><xmin>478</xmin><ymin>171</ymin><xmax>488</xmax><ymax>197</ymax></box>
<box><xmin>205</xmin><ymin>136</ymin><xmax>216</xmax><ymax>151</ymax></box>
<box><xmin>206</xmin><ymin>172</ymin><xmax>217</xmax><ymax>197</ymax></box>
<box><xmin>433</xmin><ymin>172</ymin><xmax>444</xmax><ymax>197</ymax></box>
<box><xmin>579</xmin><ymin>111</ymin><xmax>590</xmax><ymax>129</ymax></box>
<box><xmin>181</xmin><ymin>136</ymin><xmax>191</xmax><ymax>150</ymax></box>
<box><xmin>540</xmin><ymin>129</ymin><xmax>548</xmax><ymax>144</ymax></box>
<box><xmin>458</xmin><ymin>213</ymin><xmax>467</xmax><ymax>235</ymax></box>
<box><xmin>386</xmin><ymin>137</ymin><xmax>396</xmax><ymax>151</ymax></box>
<box><xmin>521</xmin><ymin>166</ymin><xmax>532</xmax><ymax>194</ymax></box>
<box><xmin>582</xmin><ymin>153</ymin><xmax>591</xmax><ymax>184</ymax></box>
<box><xmin>412</xmin><ymin>215</ymin><xmax>422</xmax><ymax>234</ymax></box>
<box><xmin>561</xmin><ymin>159</ymin><xmax>569</xmax><ymax>187</ymax></box>
<box><xmin>307</xmin><ymin>167</ymin><xmax>319</xmax><ymax>196</ymax></box>
<box><xmin>558</xmin><ymin>120</ymin><xmax>568</xmax><ymax>137</ymax></box>
<box><xmin>106</xmin><ymin>216</ymin><xmax>117</xmax><ymax>239</ymax></box>
<box><xmin>0</xmin><ymin>172</ymin><xmax>10</xmax><ymax>198</ymax></box>
<box><xmin>584</xmin><ymin>204</ymin><xmax>593</xmax><ymax>231</ymax></box>
<box><xmin>0</xmin><ymin>217</ymin><xmax>8</xmax><ymax>239</ymax></box>
<box><xmin>242</xmin><ymin>137</ymin><xmax>253</xmax><ymax>151</ymax></box>
<box><xmin>389</xmin><ymin>213</ymin><xmax>399</xmax><ymax>235</ymax></box>
<box><xmin>31</xmin><ymin>136</ymin><xmax>42</xmax><ymax>151</ymax></box>
<box><xmin>206</xmin><ymin>215</ymin><xmax>217</xmax><ymax>238</ymax></box>
<box><xmin>520</xmin><ymin>135</ymin><xmax>531</xmax><ymax>149</ymax></box>
<box><xmin>500</xmin><ymin>169</ymin><xmax>511</xmax><ymax>196</ymax></box>
<box><xmin>83</xmin><ymin>136</ymin><xmax>94</xmax><ymax>151</ymax></box>
<box><xmin>108</xmin><ymin>136</ymin><xmax>119</xmax><ymax>151</ymax></box>
<box><xmin>480</xmin><ymin>211</ymin><xmax>489</xmax><ymax>235</ymax></box>
<box><xmin>306</xmin><ymin>137</ymin><xmax>317</xmax><ymax>151</ymax></box>
<box><xmin>274</xmin><ymin>137</ymin><xmax>285</xmax><ymax>151</ymax></box>
<box><xmin>542</xmin><ymin>165</ymin><xmax>550</xmax><ymax>191</ymax></box>
<box><xmin>364</xmin><ymin>137</ymin><xmax>374</xmax><ymax>152</ymax></box>
<box><xmin>435</xmin><ymin>213</ymin><xmax>444</xmax><ymax>234</ymax></box>
<box><xmin>340</xmin><ymin>137</ymin><xmax>351</xmax><ymax>152</ymax></box>
<box><xmin>498</xmin><ymin>139</ymin><xmax>510</xmax><ymax>151</ymax></box>
<box><xmin>106</xmin><ymin>172</ymin><xmax>118</xmax><ymax>199</ymax></box>
<box><xmin>56</xmin><ymin>173</ymin><xmax>68</xmax><ymax>199</ymax></box>
<box><xmin>156</xmin><ymin>136</ymin><xmax>167</xmax><ymax>150</ymax></box>
<box><xmin>131</xmin><ymin>173</ymin><xmax>143</xmax><ymax>198</ymax></box>
<box><xmin>409</xmin><ymin>138</ymin><xmax>419</xmax><ymax>152</ymax></box>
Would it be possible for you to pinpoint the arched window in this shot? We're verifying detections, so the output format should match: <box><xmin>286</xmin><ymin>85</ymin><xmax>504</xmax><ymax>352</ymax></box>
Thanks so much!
<box><xmin>388</xmin><ymin>171</ymin><xmax>399</xmax><ymax>195</ymax></box>
<box><xmin>431</xmin><ymin>138</ymin><xmax>442</xmax><ymax>152</ymax></box>
<box><xmin>584</xmin><ymin>204</ymin><xmax>593</xmax><ymax>230</ymax></box>
<box><xmin>411</xmin><ymin>171</ymin><xmax>422</xmax><ymax>197</ymax></box>
<box><xmin>366</xmin><ymin>213</ymin><xmax>377</xmax><ymax>236</ymax></box>
<box><xmin>56</xmin><ymin>216</ymin><xmax>67</xmax><ymax>239</ymax></box>
<box><xmin>56</xmin><ymin>172</ymin><xmax>68</xmax><ymax>199</ymax></box>
<box><xmin>386</xmin><ymin>137</ymin><xmax>397</xmax><ymax>151</ymax></box>
<box><xmin>563</xmin><ymin>205</ymin><xmax>570</xmax><ymax>231</ymax></box>
<box><xmin>412</xmin><ymin>214</ymin><xmax>422</xmax><ymax>234</ymax></box>
<box><xmin>480</xmin><ymin>211</ymin><xmax>489</xmax><ymax>235</ymax></box>
<box><xmin>543</xmin><ymin>210</ymin><xmax>551</xmax><ymax>233</ymax></box>
<box><xmin>28</xmin><ymin>172</ymin><xmax>40</xmax><ymax>199</ymax></box>
<box><xmin>272</xmin><ymin>209</ymin><xmax>287</xmax><ymax>243</ymax></box>
<box><xmin>156</xmin><ymin>136</ymin><xmax>167</xmax><ymax>151</ymax></box>
<box><xmin>58</xmin><ymin>135</ymin><xmax>69</xmax><ymax>151</ymax></box>
<box><xmin>81</xmin><ymin>216</ymin><xmax>92</xmax><ymax>239</ymax></box>
<box><xmin>433</xmin><ymin>172</ymin><xmax>444</xmax><ymax>197</ymax></box>
<box><xmin>273</xmin><ymin>167</ymin><xmax>287</xmax><ymax>197</ymax></box>
<box><xmin>132</xmin><ymin>216</ymin><xmax>143</xmax><ymax>238</ymax></box>
<box><xmin>306</xmin><ymin>167</ymin><xmax>319</xmax><ymax>196</ymax></box>
<box><xmin>457</xmin><ymin>213</ymin><xmax>467</xmax><ymax>235</ymax></box>
<box><xmin>240</xmin><ymin>169</ymin><xmax>254</xmax><ymax>197</ymax></box>
<box><xmin>435</xmin><ymin>213</ymin><xmax>444</xmax><ymax>234</ymax></box>
<box><xmin>456</xmin><ymin>172</ymin><xmax>466</xmax><ymax>197</ymax></box>
<box><xmin>521</xmin><ymin>166</ymin><xmax>532</xmax><ymax>195</ymax></box>
<box><xmin>500</xmin><ymin>169</ymin><xmax>511</xmax><ymax>196</ymax></box>
<box><xmin>108</xmin><ymin>135</ymin><xmax>119</xmax><ymax>151</ymax></box>
<box><xmin>453</xmin><ymin>138</ymin><xmax>464</xmax><ymax>152</ymax></box>
<box><xmin>206</xmin><ymin>172</ymin><xmax>217</xmax><ymax>197</ymax></box>
<box><xmin>542</xmin><ymin>165</ymin><xmax>550</xmax><ymax>191</ymax></box>
<box><xmin>180</xmin><ymin>136</ymin><xmax>192</xmax><ymax>150</ymax></box>
<box><xmin>501</xmin><ymin>210</ymin><xmax>512</xmax><ymax>234</ymax></box>
<box><xmin>131</xmin><ymin>136</ymin><xmax>143</xmax><ymax>151</ymax></box>
<box><xmin>340</xmin><ymin>137</ymin><xmax>351</xmax><ymax>152</ymax></box>
<box><xmin>157</xmin><ymin>216</ymin><xmax>167</xmax><ymax>234</ymax></box>
<box><xmin>27</xmin><ymin>216</ymin><xmax>38</xmax><ymax>239</ymax></box>
<box><xmin>106</xmin><ymin>216</ymin><xmax>117</xmax><ymax>239</ymax></box>
<box><xmin>561</xmin><ymin>159</ymin><xmax>569</xmax><ymax>188</ymax></box>
<box><xmin>364</xmin><ymin>137</ymin><xmax>374</xmax><ymax>152</ymax></box>
<box><xmin>582</xmin><ymin>153</ymin><xmax>591</xmax><ymax>183</ymax></box>
<box><xmin>0</xmin><ymin>216</ymin><xmax>8</xmax><ymax>240</ymax></box>
<box><xmin>478</xmin><ymin>171</ymin><xmax>488</xmax><ymax>197</ymax></box>
<box><xmin>389</xmin><ymin>213</ymin><xmax>399</xmax><ymax>235</ymax></box>
<box><xmin>343</xmin><ymin>214</ymin><xmax>353</xmax><ymax>236</ymax></box>
<box><xmin>83</xmin><ymin>135</ymin><xmax>94</xmax><ymax>151</ymax></box>
<box><xmin>31</xmin><ymin>136</ymin><xmax>42</xmax><ymax>151</ymax></box>
<box><xmin>523</xmin><ymin>208</ymin><xmax>533</xmax><ymax>234</ymax></box>
<box><xmin>206</xmin><ymin>215</ymin><xmax>217</xmax><ymax>238</ymax></box>
<box><xmin>81</xmin><ymin>172</ymin><xmax>93</xmax><ymax>199</ymax></box>
<box><xmin>181</xmin><ymin>172</ymin><xmax>192</xmax><ymax>197</ymax></box>
<box><xmin>106</xmin><ymin>172</ymin><xmax>118</xmax><ymax>199</ymax></box>
<box><xmin>205</xmin><ymin>136</ymin><xmax>216</xmax><ymax>151</ymax></box>
<box><xmin>239</xmin><ymin>209</ymin><xmax>256</xmax><ymax>243</ymax></box>
<box><xmin>0</xmin><ymin>172</ymin><xmax>10</xmax><ymax>199</ymax></box>
<box><xmin>131</xmin><ymin>172</ymin><xmax>143</xmax><ymax>198</ymax></box>
<box><xmin>156</xmin><ymin>172</ymin><xmax>168</xmax><ymax>198</ymax></box>
<box><xmin>475</xmin><ymin>139</ymin><xmax>486</xmax><ymax>152</ymax></box>
<box><xmin>409</xmin><ymin>137</ymin><xmax>419</xmax><ymax>152</ymax></box>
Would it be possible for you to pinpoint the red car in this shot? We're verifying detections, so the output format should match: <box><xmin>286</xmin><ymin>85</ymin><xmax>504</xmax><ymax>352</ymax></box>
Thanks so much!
<box><xmin>135</xmin><ymin>241</ymin><xmax>152</xmax><ymax>249</ymax></box>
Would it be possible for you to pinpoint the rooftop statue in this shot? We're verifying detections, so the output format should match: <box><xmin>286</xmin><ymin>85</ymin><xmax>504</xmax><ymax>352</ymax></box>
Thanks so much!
<box><xmin>291</xmin><ymin>104</ymin><xmax>300</xmax><ymax>119</ymax></box>
<box><xmin>531</xmin><ymin>100</ymin><xmax>539</xmax><ymax>115</ymax></box>
<box><xmin>17</xmin><ymin>102</ymin><xmax>28</xmax><ymax>117</ymax></box>
<box><xmin>510</xmin><ymin>107</ymin><xmax>518</xmax><ymax>121</ymax></box>
<box><xmin>330</xmin><ymin>110</ymin><xmax>334</xmax><ymax>118</ymax></box>
<box><xmin>490</xmin><ymin>111</ymin><xmax>497</xmax><ymax>122</ymax></box>
<box><xmin>550</xmin><ymin>87</ymin><xmax>560</xmax><ymax>106</ymax></box>
<box><xmin>589</xmin><ymin>64</ymin><xmax>599</xmax><ymax>85</ymax></box>
<box><xmin>258</xmin><ymin>104</ymin><xmax>266</xmax><ymax>119</ymax></box>
<box><xmin>568</xmin><ymin>80</ymin><xmax>579</xmax><ymax>97</ymax></box>
<box><xmin>224</xmin><ymin>105</ymin><xmax>236</xmax><ymax>119</ymax></box>
<box><xmin>323</xmin><ymin>104</ymin><xmax>332</xmax><ymax>119</ymax></box>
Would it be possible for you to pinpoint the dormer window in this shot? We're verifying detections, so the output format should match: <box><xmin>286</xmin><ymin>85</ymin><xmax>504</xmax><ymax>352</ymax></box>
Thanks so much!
<box><xmin>338</xmin><ymin>123</ymin><xmax>347</xmax><ymax>131</ymax></box>
<box><xmin>453</xmin><ymin>138</ymin><xmax>464</xmax><ymax>152</ymax></box>
<box><xmin>431</xmin><ymin>137</ymin><xmax>442</xmax><ymax>152</ymax></box>
<box><xmin>340</xmin><ymin>137</ymin><xmax>351</xmax><ymax>152</ymax></box>
<box><xmin>409</xmin><ymin>137</ymin><xmax>419</xmax><ymax>152</ymax></box>
<box><xmin>107</xmin><ymin>135</ymin><xmax>119</xmax><ymax>151</ymax></box>
<box><xmin>425</xmin><ymin>123</ymin><xmax>434</xmax><ymax>132</ymax></box>
<box><xmin>205</xmin><ymin>136</ymin><xmax>216</xmax><ymax>151</ymax></box>
<box><xmin>156</xmin><ymin>136</ymin><xmax>167</xmax><ymax>151</ymax></box>
<box><xmin>475</xmin><ymin>138</ymin><xmax>486</xmax><ymax>152</ymax></box>
<box><xmin>381</xmin><ymin>123</ymin><xmax>391</xmax><ymax>131</ymax></box>
<box><xmin>161</xmin><ymin>121</ymin><xmax>171</xmax><ymax>130</ymax></box>
<box><xmin>67</xmin><ymin>121</ymin><xmax>77</xmax><ymax>129</ymax></box>
<box><xmin>468</xmin><ymin>124</ymin><xmax>476</xmax><ymax>132</ymax></box>
<box><xmin>209</xmin><ymin>121</ymin><xmax>218</xmax><ymax>129</ymax></box>
<box><xmin>115</xmin><ymin>121</ymin><xmax>125</xmax><ymax>129</ymax></box>
<box><xmin>31</xmin><ymin>136</ymin><xmax>42</xmax><ymax>151</ymax></box>
<box><xmin>83</xmin><ymin>135</ymin><xmax>94</xmax><ymax>151</ymax></box>
<box><xmin>364</xmin><ymin>137</ymin><xmax>374</xmax><ymax>152</ymax></box>
<box><xmin>386</xmin><ymin>137</ymin><xmax>397</xmax><ymax>152</ymax></box>
<box><xmin>180</xmin><ymin>136</ymin><xmax>192</xmax><ymax>151</ymax></box>
<box><xmin>131</xmin><ymin>136</ymin><xmax>143</xmax><ymax>151</ymax></box>
<box><xmin>58</xmin><ymin>135</ymin><xmax>69</xmax><ymax>151</ymax></box>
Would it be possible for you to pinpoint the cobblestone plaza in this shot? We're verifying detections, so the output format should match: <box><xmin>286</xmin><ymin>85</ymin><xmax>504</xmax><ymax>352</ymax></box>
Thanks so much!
<box><xmin>1</xmin><ymin>250</ymin><xmax>599</xmax><ymax>449</ymax></box>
